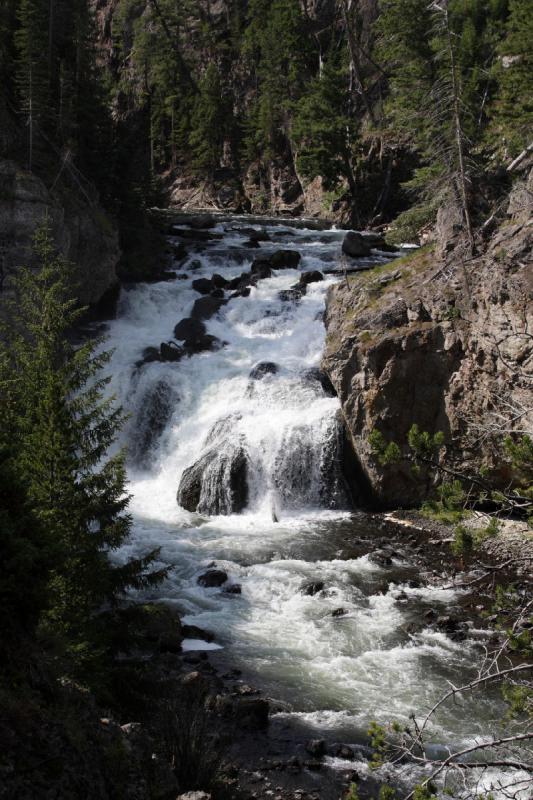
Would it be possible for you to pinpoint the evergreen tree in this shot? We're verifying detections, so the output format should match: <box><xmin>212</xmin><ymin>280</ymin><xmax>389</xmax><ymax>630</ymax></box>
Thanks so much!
<box><xmin>14</xmin><ymin>0</ymin><xmax>52</xmax><ymax>169</ymax></box>
<box><xmin>243</xmin><ymin>0</ymin><xmax>310</xmax><ymax>158</ymax></box>
<box><xmin>1</xmin><ymin>222</ymin><xmax>164</xmax><ymax>666</ymax></box>
<box><xmin>489</xmin><ymin>0</ymin><xmax>533</xmax><ymax>159</ymax></box>
<box><xmin>189</xmin><ymin>63</ymin><xmax>229</xmax><ymax>175</ymax></box>
<box><xmin>292</xmin><ymin>52</ymin><xmax>358</xmax><ymax>195</ymax></box>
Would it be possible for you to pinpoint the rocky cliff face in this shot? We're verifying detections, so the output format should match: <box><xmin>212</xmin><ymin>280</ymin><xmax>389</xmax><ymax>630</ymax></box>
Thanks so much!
<box><xmin>0</xmin><ymin>159</ymin><xmax>120</xmax><ymax>306</ymax></box>
<box><xmin>323</xmin><ymin>169</ymin><xmax>533</xmax><ymax>507</ymax></box>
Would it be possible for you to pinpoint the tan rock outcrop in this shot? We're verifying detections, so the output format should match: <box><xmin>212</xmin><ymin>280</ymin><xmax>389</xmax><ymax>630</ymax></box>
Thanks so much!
<box><xmin>323</xmin><ymin>174</ymin><xmax>533</xmax><ymax>507</ymax></box>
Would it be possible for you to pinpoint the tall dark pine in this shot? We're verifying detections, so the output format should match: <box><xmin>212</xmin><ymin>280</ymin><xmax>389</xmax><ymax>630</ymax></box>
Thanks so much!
<box><xmin>2</xmin><ymin>222</ymin><xmax>164</xmax><ymax>663</ymax></box>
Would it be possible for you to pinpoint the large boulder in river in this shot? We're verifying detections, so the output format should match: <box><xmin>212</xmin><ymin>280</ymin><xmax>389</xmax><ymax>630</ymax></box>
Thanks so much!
<box><xmin>184</xmin><ymin>334</ymin><xmax>225</xmax><ymax>355</ymax></box>
<box><xmin>130</xmin><ymin>379</ymin><xmax>177</xmax><ymax>464</ymax></box>
<box><xmin>160</xmin><ymin>342</ymin><xmax>184</xmax><ymax>362</ymax></box>
<box><xmin>177</xmin><ymin>443</ymin><xmax>249</xmax><ymax>515</ymax></box>
<box><xmin>299</xmin><ymin>270</ymin><xmax>323</xmax><ymax>286</ymax></box>
<box><xmin>342</xmin><ymin>231</ymin><xmax>372</xmax><ymax>258</ymax></box>
<box><xmin>249</xmin><ymin>362</ymin><xmax>279</xmax><ymax>380</ymax></box>
<box><xmin>270</xmin><ymin>250</ymin><xmax>301</xmax><ymax>269</ymax></box>
<box><xmin>302</xmin><ymin>368</ymin><xmax>336</xmax><ymax>397</ymax></box>
<box><xmin>191</xmin><ymin>296</ymin><xmax>227</xmax><ymax>320</ymax></box>
<box><xmin>174</xmin><ymin>318</ymin><xmax>206</xmax><ymax>341</ymax></box>
<box><xmin>192</xmin><ymin>278</ymin><xmax>213</xmax><ymax>295</ymax></box>
<box><xmin>197</xmin><ymin>569</ymin><xmax>228</xmax><ymax>588</ymax></box>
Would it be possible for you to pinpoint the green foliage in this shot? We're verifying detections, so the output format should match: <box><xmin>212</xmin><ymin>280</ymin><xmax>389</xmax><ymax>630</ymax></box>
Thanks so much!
<box><xmin>421</xmin><ymin>480</ymin><xmax>466</xmax><ymax>525</ymax></box>
<box><xmin>412</xmin><ymin>784</ymin><xmax>438</xmax><ymax>800</ymax></box>
<box><xmin>190</xmin><ymin>64</ymin><xmax>230</xmax><ymax>175</ymax></box>
<box><xmin>368</xmin><ymin>720</ymin><xmax>387</xmax><ymax>768</ymax></box>
<box><xmin>345</xmin><ymin>784</ymin><xmax>360</xmax><ymax>800</ymax></box>
<box><xmin>369</xmin><ymin>429</ymin><xmax>402</xmax><ymax>466</ymax></box>
<box><xmin>489</xmin><ymin>0</ymin><xmax>533</xmax><ymax>158</ymax></box>
<box><xmin>292</xmin><ymin>51</ymin><xmax>357</xmax><ymax>191</ymax></box>
<box><xmin>379</xmin><ymin>785</ymin><xmax>396</xmax><ymax>800</ymax></box>
<box><xmin>0</xmin><ymin>221</ymin><xmax>164</xmax><ymax>673</ymax></box>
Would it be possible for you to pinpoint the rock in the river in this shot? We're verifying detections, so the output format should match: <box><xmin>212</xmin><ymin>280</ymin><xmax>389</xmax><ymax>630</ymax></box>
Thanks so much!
<box><xmin>305</xmin><ymin>740</ymin><xmax>326</xmax><ymax>757</ymax></box>
<box><xmin>332</xmin><ymin>608</ymin><xmax>347</xmax><ymax>618</ymax></box>
<box><xmin>191</xmin><ymin>296</ymin><xmax>227</xmax><ymax>320</ymax></box>
<box><xmin>212</xmin><ymin>273</ymin><xmax>229</xmax><ymax>289</ymax></box>
<box><xmin>342</xmin><ymin>231</ymin><xmax>372</xmax><ymax>258</ymax></box>
<box><xmin>368</xmin><ymin>551</ymin><xmax>393</xmax><ymax>568</ymax></box>
<box><xmin>300</xmin><ymin>580</ymin><xmax>324</xmax><ymax>596</ymax></box>
<box><xmin>249</xmin><ymin>362</ymin><xmax>279</xmax><ymax>380</ymax></box>
<box><xmin>197</xmin><ymin>569</ymin><xmax>228</xmax><ymax>588</ymax></box>
<box><xmin>301</xmin><ymin>368</ymin><xmax>337</xmax><ymax>397</ymax></box>
<box><xmin>434</xmin><ymin>615</ymin><xmax>469</xmax><ymax>641</ymax></box>
<box><xmin>184</xmin><ymin>334</ymin><xmax>225</xmax><ymax>355</ymax></box>
<box><xmin>192</xmin><ymin>277</ymin><xmax>213</xmax><ymax>295</ymax></box>
<box><xmin>130</xmin><ymin>379</ymin><xmax>177</xmax><ymax>463</ymax></box>
<box><xmin>223</xmin><ymin>584</ymin><xmax>242</xmax><ymax>595</ymax></box>
<box><xmin>210</xmin><ymin>288</ymin><xmax>225</xmax><ymax>299</ymax></box>
<box><xmin>278</xmin><ymin>288</ymin><xmax>303</xmax><ymax>303</ymax></box>
<box><xmin>270</xmin><ymin>250</ymin><xmax>301</xmax><ymax>269</ymax></box>
<box><xmin>160</xmin><ymin>341</ymin><xmax>184</xmax><ymax>362</ymax></box>
<box><xmin>177</xmin><ymin>443</ymin><xmax>249</xmax><ymax>515</ymax></box>
<box><xmin>251</xmin><ymin>259</ymin><xmax>273</xmax><ymax>280</ymax></box>
<box><xmin>299</xmin><ymin>270</ymin><xmax>323</xmax><ymax>286</ymax></box>
<box><xmin>174</xmin><ymin>318</ymin><xmax>207</xmax><ymax>341</ymax></box>
<box><xmin>137</xmin><ymin>346</ymin><xmax>161</xmax><ymax>367</ymax></box>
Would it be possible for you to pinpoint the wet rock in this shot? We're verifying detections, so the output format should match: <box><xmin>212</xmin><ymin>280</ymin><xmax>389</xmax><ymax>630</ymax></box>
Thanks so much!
<box><xmin>305</xmin><ymin>740</ymin><xmax>326</xmax><ymax>757</ymax></box>
<box><xmin>249</xmin><ymin>230</ymin><xmax>271</xmax><ymax>243</ymax></box>
<box><xmin>244</xmin><ymin>238</ymin><xmax>261</xmax><ymax>248</ymax></box>
<box><xmin>192</xmin><ymin>277</ymin><xmax>213</xmax><ymax>295</ymax></box>
<box><xmin>224</xmin><ymin>584</ymin><xmax>242</xmax><ymax>595</ymax></box>
<box><xmin>368</xmin><ymin>550</ymin><xmax>393</xmax><ymax>568</ymax></box>
<box><xmin>300</xmin><ymin>580</ymin><xmax>324</xmax><ymax>596</ymax></box>
<box><xmin>334</xmin><ymin>744</ymin><xmax>355</xmax><ymax>760</ymax></box>
<box><xmin>270</xmin><ymin>250</ymin><xmax>301</xmax><ymax>269</ymax></box>
<box><xmin>181</xmin><ymin>624</ymin><xmax>215</xmax><ymax>642</ymax></box>
<box><xmin>249</xmin><ymin>362</ymin><xmax>279</xmax><ymax>380</ymax></box>
<box><xmin>191</xmin><ymin>295</ymin><xmax>227</xmax><ymax>320</ymax></box>
<box><xmin>234</xmin><ymin>684</ymin><xmax>259</xmax><ymax>696</ymax></box>
<box><xmin>342</xmin><ymin>231</ymin><xmax>372</xmax><ymax>257</ymax></box>
<box><xmin>188</xmin><ymin>259</ymin><xmax>202</xmax><ymax>270</ymax></box>
<box><xmin>186</xmin><ymin>213</ymin><xmax>216</xmax><ymax>229</ymax></box>
<box><xmin>299</xmin><ymin>270</ymin><xmax>323</xmax><ymax>286</ymax></box>
<box><xmin>177</xmin><ymin>443</ymin><xmax>249</xmax><ymax>515</ymax></box>
<box><xmin>130</xmin><ymin>379</ymin><xmax>176</xmax><ymax>463</ymax></box>
<box><xmin>184</xmin><ymin>334</ymin><xmax>225</xmax><ymax>355</ymax></box>
<box><xmin>210</xmin><ymin>288</ymin><xmax>225</xmax><ymax>299</ymax></box>
<box><xmin>233</xmin><ymin>698</ymin><xmax>270</xmax><ymax>728</ymax></box>
<box><xmin>434</xmin><ymin>615</ymin><xmax>469</xmax><ymax>641</ymax></box>
<box><xmin>251</xmin><ymin>259</ymin><xmax>273</xmax><ymax>280</ymax></box>
<box><xmin>279</xmin><ymin>288</ymin><xmax>303</xmax><ymax>303</ymax></box>
<box><xmin>160</xmin><ymin>341</ymin><xmax>185</xmax><ymax>362</ymax></box>
<box><xmin>174</xmin><ymin>318</ymin><xmax>207</xmax><ymax>341</ymax></box>
<box><xmin>177</xmin><ymin>792</ymin><xmax>211</xmax><ymax>800</ymax></box>
<box><xmin>303</xmin><ymin>760</ymin><xmax>322</xmax><ymax>771</ymax></box>
<box><xmin>172</xmin><ymin>242</ymin><xmax>188</xmax><ymax>261</ymax></box>
<box><xmin>332</xmin><ymin>608</ymin><xmax>347</xmax><ymax>618</ymax></box>
<box><xmin>231</xmin><ymin>287</ymin><xmax>251</xmax><ymax>299</ymax></box>
<box><xmin>137</xmin><ymin>346</ymin><xmax>160</xmax><ymax>366</ymax></box>
<box><xmin>198</xmin><ymin>569</ymin><xmax>228</xmax><ymax>588</ymax></box>
<box><xmin>212</xmin><ymin>273</ymin><xmax>229</xmax><ymax>289</ymax></box>
<box><xmin>228</xmin><ymin>272</ymin><xmax>251</xmax><ymax>290</ymax></box>
<box><xmin>301</xmin><ymin>368</ymin><xmax>336</xmax><ymax>397</ymax></box>
<box><xmin>175</xmin><ymin>272</ymin><xmax>189</xmax><ymax>280</ymax></box>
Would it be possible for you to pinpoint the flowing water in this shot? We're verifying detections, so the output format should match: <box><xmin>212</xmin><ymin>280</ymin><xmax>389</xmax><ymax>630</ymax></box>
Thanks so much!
<box><xmin>103</xmin><ymin>217</ymin><xmax>527</xmax><ymax>797</ymax></box>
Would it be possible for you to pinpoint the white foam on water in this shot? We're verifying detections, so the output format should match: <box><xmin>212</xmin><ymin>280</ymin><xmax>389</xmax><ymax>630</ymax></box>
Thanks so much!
<box><xmin>102</xmin><ymin>220</ymin><xmax>521</xmax><ymax>794</ymax></box>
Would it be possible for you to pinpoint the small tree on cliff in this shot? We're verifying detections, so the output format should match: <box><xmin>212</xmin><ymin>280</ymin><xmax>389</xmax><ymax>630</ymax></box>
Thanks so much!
<box><xmin>1</xmin><ymin>222</ymin><xmax>164</xmax><ymax>667</ymax></box>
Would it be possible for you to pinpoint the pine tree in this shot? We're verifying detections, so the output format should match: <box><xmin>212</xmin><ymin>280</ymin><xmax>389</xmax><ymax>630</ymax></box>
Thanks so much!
<box><xmin>489</xmin><ymin>0</ymin><xmax>533</xmax><ymax>159</ymax></box>
<box><xmin>14</xmin><ymin>0</ymin><xmax>52</xmax><ymax>169</ymax></box>
<box><xmin>189</xmin><ymin>63</ymin><xmax>229</xmax><ymax>175</ymax></box>
<box><xmin>292</xmin><ymin>53</ymin><xmax>358</xmax><ymax>195</ymax></box>
<box><xmin>2</xmin><ymin>222</ymin><xmax>164</xmax><ymax>666</ymax></box>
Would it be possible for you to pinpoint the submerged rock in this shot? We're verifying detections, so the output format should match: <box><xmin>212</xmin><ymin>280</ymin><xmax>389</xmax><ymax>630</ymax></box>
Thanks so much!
<box><xmin>197</xmin><ymin>569</ymin><xmax>228</xmax><ymax>588</ymax></box>
<box><xmin>174</xmin><ymin>317</ymin><xmax>207</xmax><ymax>341</ymax></box>
<box><xmin>299</xmin><ymin>270</ymin><xmax>323</xmax><ymax>285</ymax></box>
<box><xmin>300</xmin><ymin>580</ymin><xmax>324</xmax><ymax>596</ymax></box>
<box><xmin>160</xmin><ymin>341</ymin><xmax>184</xmax><ymax>362</ymax></box>
<box><xmin>130</xmin><ymin>379</ymin><xmax>177</xmax><ymax>464</ymax></box>
<box><xmin>270</xmin><ymin>249</ymin><xmax>301</xmax><ymax>269</ymax></box>
<box><xmin>301</xmin><ymin>368</ymin><xmax>336</xmax><ymax>397</ymax></box>
<box><xmin>249</xmin><ymin>362</ymin><xmax>279</xmax><ymax>380</ymax></box>
<box><xmin>192</xmin><ymin>277</ymin><xmax>213</xmax><ymax>295</ymax></box>
<box><xmin>191</xmin><ymin>295</ymin><xmax>227</xmax><ymax>320</ymax></box>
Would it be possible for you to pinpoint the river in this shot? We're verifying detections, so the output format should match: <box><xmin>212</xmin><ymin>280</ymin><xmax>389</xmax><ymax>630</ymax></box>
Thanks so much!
<box><xmin>102</xmin><ymin>215</ymin><xmax>525</xmax><ymax>799</ymax></box>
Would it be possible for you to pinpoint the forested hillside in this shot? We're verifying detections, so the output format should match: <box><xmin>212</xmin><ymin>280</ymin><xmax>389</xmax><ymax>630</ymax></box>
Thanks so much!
<box><xmin>1</xmin><ymin>0</ymin><xmax>532</xmax><ymax>235</ymax></box>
